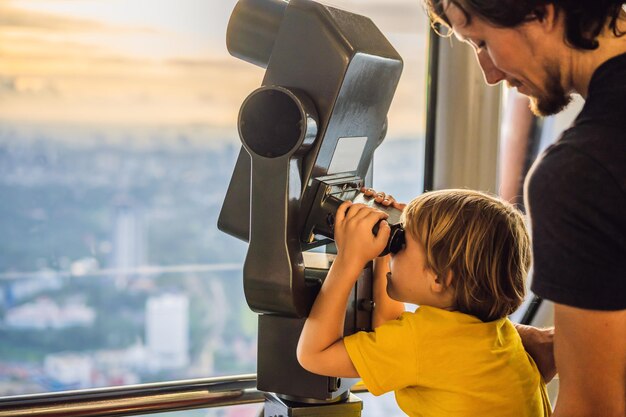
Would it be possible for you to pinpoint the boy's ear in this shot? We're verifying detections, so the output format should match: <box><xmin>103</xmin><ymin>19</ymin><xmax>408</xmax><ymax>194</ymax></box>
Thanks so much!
<box><xmin>431</xmin><ymin>270</ymin><xmax>453</xmax><ymax>293</ymax></box>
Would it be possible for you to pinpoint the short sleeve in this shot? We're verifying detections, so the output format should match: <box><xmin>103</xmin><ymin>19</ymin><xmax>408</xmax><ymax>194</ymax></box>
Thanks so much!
<box><xmin>343</xmin><ymin>313</ymin><xmax>419</xmax><ymax>395</ymax></box>
<box><xmin>525</xmin><ymin>144</ymin><xmax>626</xmax><ymax>310</ymax></box>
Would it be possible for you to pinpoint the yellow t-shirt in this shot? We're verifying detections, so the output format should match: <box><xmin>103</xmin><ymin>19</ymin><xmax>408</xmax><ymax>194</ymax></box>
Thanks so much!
<box><xmin>344</xmin><ymin>305</ymin><xmax>551</xmax><ymax>417</ymax></box>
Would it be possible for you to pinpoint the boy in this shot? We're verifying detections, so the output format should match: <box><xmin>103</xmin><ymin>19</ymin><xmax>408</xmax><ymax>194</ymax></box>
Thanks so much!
<box><xmin>297</xmin><ymin>189</ymin><xmax>551</xmax><ymax>416</ymax></box>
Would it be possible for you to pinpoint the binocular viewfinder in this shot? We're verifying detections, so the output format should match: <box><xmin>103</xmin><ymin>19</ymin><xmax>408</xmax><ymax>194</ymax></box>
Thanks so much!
<box><xmin>303</xmin><ymin>176</ymin><xmax>405</xmax><ymax>257</ymax></box>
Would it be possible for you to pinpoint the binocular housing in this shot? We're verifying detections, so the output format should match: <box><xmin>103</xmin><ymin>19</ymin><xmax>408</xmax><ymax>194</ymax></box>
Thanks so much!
<box><xmin>303</xmin><ymin>176</ymin><xmax>404</xmax><ymax>257</ymax></box>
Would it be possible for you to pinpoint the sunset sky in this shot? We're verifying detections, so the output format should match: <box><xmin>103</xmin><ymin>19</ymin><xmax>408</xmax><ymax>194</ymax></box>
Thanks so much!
<box><xmin>0</xmin><ymin>0</ymin><xmax>428</xmax><ymax>135</ymax></box>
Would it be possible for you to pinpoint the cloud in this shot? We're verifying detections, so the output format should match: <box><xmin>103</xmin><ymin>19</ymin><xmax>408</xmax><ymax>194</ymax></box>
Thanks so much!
<box><xmin>0</xmin><ymin>4</ymin><xmax>108</xmax><ymax>32</ymax></box>
<box><xmin>0</xmin><ymin>0</ymin><xmax>427</xmax><ymax>132</ymax></box>
<box><xmin>0</xmin><ymin>76</ymin><xmax>18</xmax><ymax>93</ymax></box>
<box><xmin>166</xmin><ymin>57</ymin><xmax>252</xmax><ymax>71</ymax></box>
<box><xmin>322</xmin><ymin>1</ymin><xmax>427</xmax><ymax>34</ymax></box>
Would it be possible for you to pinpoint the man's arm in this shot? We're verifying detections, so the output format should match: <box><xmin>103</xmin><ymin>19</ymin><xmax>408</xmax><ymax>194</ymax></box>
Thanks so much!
<box><xmin>372</xmin><ymin>256</ymin><xmax>405</xmax><ymax>328</ymax></box>
<box><xmin>297</xmin><ymin>202</ymin><xmax>390</xmax><ymax>378</ymax></box>
<box><xmin>514</xmin><ymin>323</ymin><xmax>556</xmax><ymax>382</ymax></box>
<box><xmin>552</xmin><ymin>304</ymin><xmax>626</xmax><ymax>417</ymax></box>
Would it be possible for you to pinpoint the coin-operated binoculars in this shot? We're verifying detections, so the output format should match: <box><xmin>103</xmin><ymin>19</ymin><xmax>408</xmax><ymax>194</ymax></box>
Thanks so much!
<box><xmin>218</xmin><ymin>0</ymin><xmax>403</xmax><ymax>415</ymax></box>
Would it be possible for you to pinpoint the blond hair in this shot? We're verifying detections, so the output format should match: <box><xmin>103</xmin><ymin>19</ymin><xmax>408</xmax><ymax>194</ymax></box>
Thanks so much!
<box><xmin>402</xmin><ymin>189</ymin><xmax>531</xmax><ymax>322</ymax></box>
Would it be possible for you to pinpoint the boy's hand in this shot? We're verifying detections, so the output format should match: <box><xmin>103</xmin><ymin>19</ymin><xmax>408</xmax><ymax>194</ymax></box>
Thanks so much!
<box><xmin>334</xmin><ymin>201</ymin><xmax>391</xmax><ymax>268</ymax></box>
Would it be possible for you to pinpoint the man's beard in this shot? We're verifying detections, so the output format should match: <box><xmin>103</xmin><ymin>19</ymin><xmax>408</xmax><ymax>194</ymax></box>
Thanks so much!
<box><xmin>527</xmin><ymin>63</ymin><xmax>572</xmax><ymax>117</ymax></box>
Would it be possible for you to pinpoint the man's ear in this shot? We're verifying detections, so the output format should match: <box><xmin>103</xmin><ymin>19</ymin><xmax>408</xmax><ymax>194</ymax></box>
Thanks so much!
<box><xmin>431</xmin><ymin>270</ymin><xmax>453</xmax><ymax>293</ymax></box>
<box><xmin>529</xmin><ymin>4</ymin><xmax>558</xmax><ymax>32</ymax></box>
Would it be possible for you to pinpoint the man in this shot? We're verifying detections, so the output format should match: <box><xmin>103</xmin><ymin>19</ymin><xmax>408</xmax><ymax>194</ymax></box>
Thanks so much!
<box><xmin>420</xmin><ymin>1</ymin><xmax>626</xmax><ymax>416</ymax></box>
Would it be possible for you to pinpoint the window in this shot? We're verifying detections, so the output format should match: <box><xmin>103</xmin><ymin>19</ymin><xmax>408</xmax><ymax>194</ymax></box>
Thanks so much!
<box><xmin>0</xmin><ymin>1</ymin><xmax>428</xmax><ymax>413</ymax></box>
<box><xmin>498</xmin><ymin>88</ymin><xmax>584</xmax><ymax>326</ymax></box>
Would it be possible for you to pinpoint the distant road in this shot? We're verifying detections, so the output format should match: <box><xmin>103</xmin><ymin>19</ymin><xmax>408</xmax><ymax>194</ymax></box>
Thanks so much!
<box><xmin>0</xmin><ymin>263</ymin><xmax>243</xmax><ymax>281</ymax></box>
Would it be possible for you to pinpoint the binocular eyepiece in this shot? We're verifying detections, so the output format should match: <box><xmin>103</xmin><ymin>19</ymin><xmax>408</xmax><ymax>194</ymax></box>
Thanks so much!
<box><xmin>304</xmin><ymin>181</ymin><xmax>405</xmax><ymax>257</ymax></box>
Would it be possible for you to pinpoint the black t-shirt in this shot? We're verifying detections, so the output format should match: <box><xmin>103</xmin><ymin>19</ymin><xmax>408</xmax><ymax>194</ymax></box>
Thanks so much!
<box><xmin>526</xmin><ymin>52</ymin><xmax>626</xmax><ymax>311</ymax></box>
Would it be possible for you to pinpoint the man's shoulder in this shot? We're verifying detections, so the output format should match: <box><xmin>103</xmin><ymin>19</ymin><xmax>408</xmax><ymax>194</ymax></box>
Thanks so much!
<box><xmin>579</xmin><ymin>51</ymin><xmax>626</xmax><ymax>131</ymax></box>
<box><xmin>526</xmin><ymin>123</ymin><xmax>626</xmax><ymax>310</ymax></box>
<box><xmin>560</xmin><ymin>121</ymin><xmax>626</xmax><ymax>153</ymax></box>
<box><xmin>527</xmin><ymin>127</ymin><xmax>626</xmax><ymax>202</ymax></box>
<box><xmin>526</xmin><ymin>126</ymin><xmax>626</xmax><ymax>224</ymax></box>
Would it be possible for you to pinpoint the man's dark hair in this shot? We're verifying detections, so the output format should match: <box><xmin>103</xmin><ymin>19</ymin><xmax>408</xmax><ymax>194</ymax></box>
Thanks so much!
<box><xmin>424</xmin><ymin>0</ymin><xmax>626</xmax><ymax>50</ymax></box>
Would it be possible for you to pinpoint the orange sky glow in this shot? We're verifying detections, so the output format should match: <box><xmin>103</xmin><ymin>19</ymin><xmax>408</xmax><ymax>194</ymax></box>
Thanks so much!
<box><xmin>0</xmin><ymin>0</ymin><xmax>428</xmax><ymax>136</ymax></box>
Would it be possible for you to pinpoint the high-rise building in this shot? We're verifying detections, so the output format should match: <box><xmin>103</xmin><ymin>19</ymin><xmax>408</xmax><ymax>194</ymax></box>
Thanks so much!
<box><xmin>111</xmin><ymin>196</ymin><xmax>146</xmax><ymax>287</ymax></box>
<box><xmin>145</xmin><ymin>293</ymin><xmax>189</xmax><ymax>371</ymax></box>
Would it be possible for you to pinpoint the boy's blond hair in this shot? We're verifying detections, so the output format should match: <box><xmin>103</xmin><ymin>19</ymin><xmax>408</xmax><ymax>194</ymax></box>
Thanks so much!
<box><xmin>401</xmin><ymin>189</ymin><xmax>531</xmax><ymax>322</ymax></box>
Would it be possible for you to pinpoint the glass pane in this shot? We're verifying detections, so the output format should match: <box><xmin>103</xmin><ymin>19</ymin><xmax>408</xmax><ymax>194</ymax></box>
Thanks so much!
<box><xmin>0</xmin><ymin>1</ymin><xmax>428</xmax><ymax>410</ymax></box>
<box><xmin>0</xmin><ymin>0</ymin><xmax>259</xmax><ymax>395</ymax></box>
<box><xmin>141</xmin><ymin>404</ymin><xmax>263</xmax><ymax>417</ymax></box>
<box><xmin>498</xmin><ymin>89</ymin><xmax>584</xmax><ymax>326</ymax></box>
<box><xmin>497</xmin><ymin>89</ymin><xmax>584</xmax><ymax>210</ymax></box>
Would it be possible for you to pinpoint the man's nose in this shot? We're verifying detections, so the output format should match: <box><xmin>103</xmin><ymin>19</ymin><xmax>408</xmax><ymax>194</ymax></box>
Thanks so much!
<box><xmin>476</xmin><ymin>50</ymin><xmax>505</xmax><ymax>85</ymax></box>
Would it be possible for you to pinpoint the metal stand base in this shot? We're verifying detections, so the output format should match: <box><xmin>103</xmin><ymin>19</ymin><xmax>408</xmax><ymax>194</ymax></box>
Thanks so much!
<box><xmin>264</xmin><ymin>392</ymin><xmax>362</xmax><ymax>417</ymax></box>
